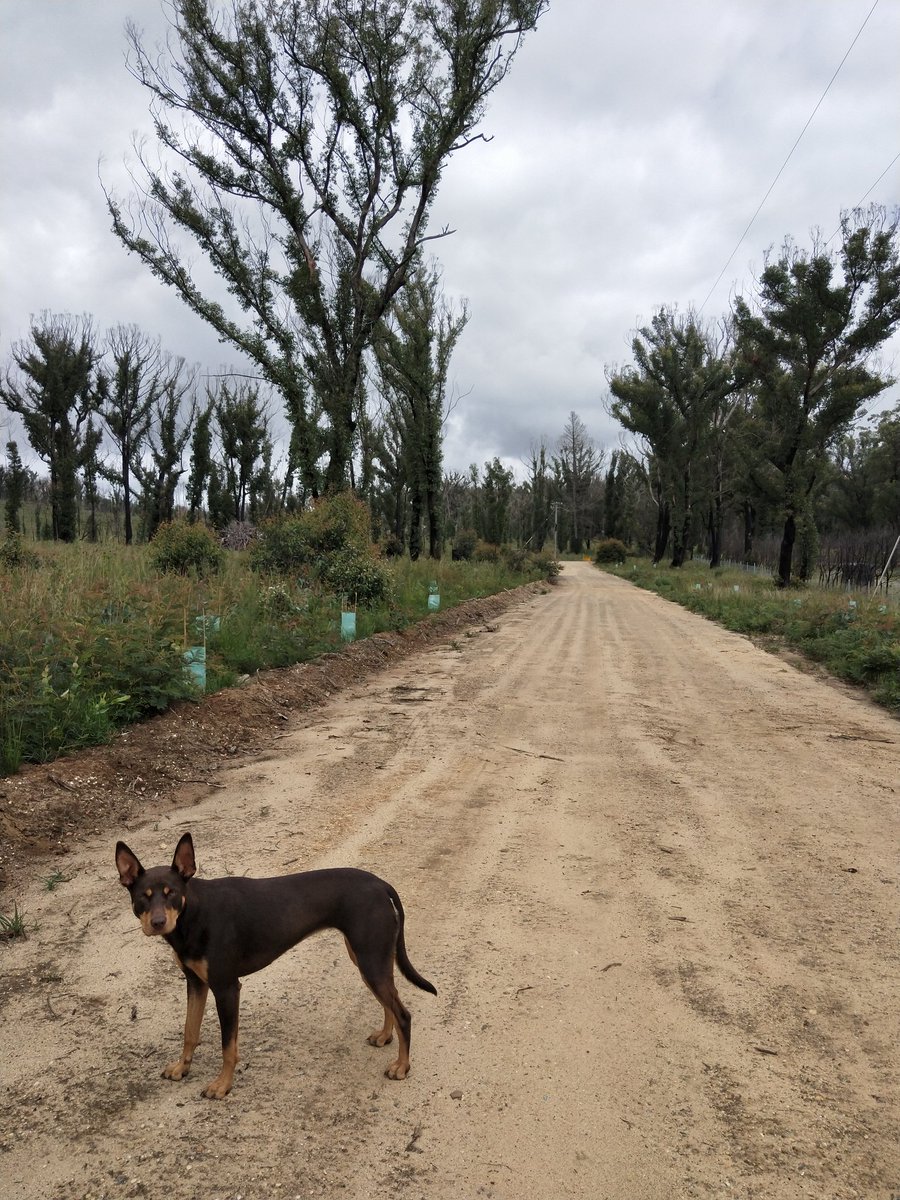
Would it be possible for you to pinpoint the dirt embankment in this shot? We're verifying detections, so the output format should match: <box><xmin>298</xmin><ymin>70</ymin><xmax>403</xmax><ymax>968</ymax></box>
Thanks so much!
<box><xmin>1</xmin><ymin>562</ymin><xmax>898</xmax><ymax>1200</ymax></box>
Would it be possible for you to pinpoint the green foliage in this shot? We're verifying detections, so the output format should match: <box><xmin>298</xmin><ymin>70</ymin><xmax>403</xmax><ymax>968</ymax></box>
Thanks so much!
<box><xmin>0</xmin><ymin>536</ymin><xmax>548</xmax><ymax>776</ymax></box>
<box><xmin>526</xmin><ymin>549</ymin><xmax>561</xmax><ymax>580</ymax></box>
<box><xmin>734</xmin><ymin>208</ymin><xmax>900</xmax><ymax>586</ymax></box>
<box><xmin>318</xmin><ymin>546</ymin><xmax>393</xmax><ymax>605</ymax></box>
<box><xmin>0</xmin><ymin>312</ymin><xmax>102</xmax><ymax>543</ymax></box>
<box><xmin>0</xmin><ymin>531</ymin><xmax>40</xmax><ymax>570</ymax></box>
<box><xmin>250</xmin><ymin>494</ymin><xmax>391</xmax><ymax>604</ymax></box>
<box><xmin>0</xmin><ymin>903</ymin><xmax>29</xmax><ymax>940</ymax></box>
<box><xmin>451</xmin><ymin>528</ymin><xmax>478</xmax><ymax>561</ymax></box>
<box><xmin>109</xmin><ymin>1</ymin><xmax>545</xmax><ymax>492</ymax></box>
<box><xmin>594</xmin><ymin>537</ymin><xmax>629</xmax><ymax>564</ymax></box>
<box><xmin>149</xmin><ymin>519</ymin><xmax>225</xmax><ymax>576</ymax></box>
<box><xmin>474</xmin><ymin>540</ymin><xmax>500</xmax><ymax>563</ymax></box>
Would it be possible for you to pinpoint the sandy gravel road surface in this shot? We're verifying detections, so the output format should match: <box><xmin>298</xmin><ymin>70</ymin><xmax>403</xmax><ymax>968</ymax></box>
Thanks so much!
<box><xmin>1</xmin><ymin>561</ymin><xmax>898</xmax><ymax>1200</ymax></box>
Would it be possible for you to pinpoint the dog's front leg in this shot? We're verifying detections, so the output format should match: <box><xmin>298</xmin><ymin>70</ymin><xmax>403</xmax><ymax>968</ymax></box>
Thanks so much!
<box><xmin>202</xmin><ymin>980</ymin><xmax>241</xmax><ymax>1099</ymax></box>
<box><xmin>163</xmin><ymin>973</ymin><xmax>209</xmax><ymax>1081</ymax></box>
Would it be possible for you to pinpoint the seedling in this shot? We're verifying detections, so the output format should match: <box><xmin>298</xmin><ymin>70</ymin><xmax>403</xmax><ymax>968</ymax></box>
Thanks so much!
<box><xmin>43</xmin><ymin>869</ymin><xmax>71</xmax><ymax>892</ymax></box>
<box><xmin>0</xmin><ymin>903</ymin><xmax>29</xmax><ymax>940</ymax></box>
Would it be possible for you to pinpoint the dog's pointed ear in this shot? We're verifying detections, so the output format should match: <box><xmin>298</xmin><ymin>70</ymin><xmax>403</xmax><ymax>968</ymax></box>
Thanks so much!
<box><xmin>172</xmin><ymin>832</ymin><xmax>196</xmax><ymax>880</ymax></box>
<box><xmin>116</xmin><ymin>842</ymin><xmax>143</xmax><ymax>888</ymax></box>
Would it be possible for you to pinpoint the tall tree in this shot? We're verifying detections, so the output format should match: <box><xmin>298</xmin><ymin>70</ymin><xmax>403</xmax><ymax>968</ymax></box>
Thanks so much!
<box><xmin>4</xmin><ymin>442</ymin><xmax>27</xmax><ymax>535</ymax></box>
<box><xmin>734</xmin><ymin>207</ymin><xmax>900</xmax><ymax>586</ymax></box>
<box><xmin>867</xmin><ymin>405</ymin><xmax>900</xmax><ymax>526</ymax></box>
<box><xmin>134</xmin><ymin>361</ymin><xmax>198</xmax><ymax>538</ymax></box>
<box><xmin>214</xmin><ymin>380</ymin><xmax>270</xmax><ymax>523</ymax></box>
<box><xmin>106</xmin><ymin>0</ymin><xmax>546</xmax><ymax>492</ymax></box>
<box><xmin>553</xmin><ymin>411</ymin><xmax>603</xmax><ymax>554</ymax></box>
<box><xmin>479</xmin><ymin>457</ymin><xmax>514</xmax><ymax>545</ymax></box>
<box><xmin>375</xmin><ymin>260</ymin><xmax>467</xmax><ymax>558</ymax></box>
<box><xmin>607</xmin><ymin>309</ymin><xmax>741</xmax><ymax>567</ymax></box>
<box><xmin>523</xmin><ymin>441</ymin><xmax>553</xmax><ymax>550</ymax></box>
<box><xmin>99</xmin><ymin>325</ymin><xmax>166</xmax><ymax>544</ymax></box>
<box><xmin>0</xmin><ymin>313</ymin><xmax>101</xmax><ymax>542</ymax></box>
<box><xmin>186</xmin><ymin>399</ymin><xmax>215</xmax><ymax>521</ymax></box>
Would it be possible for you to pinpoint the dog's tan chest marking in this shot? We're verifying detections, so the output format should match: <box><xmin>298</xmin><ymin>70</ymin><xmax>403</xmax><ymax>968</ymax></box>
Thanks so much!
<box><xmin>184</xmin><ymin>957</ymin><xmax>210</xmax><ymax>983</ymax></box>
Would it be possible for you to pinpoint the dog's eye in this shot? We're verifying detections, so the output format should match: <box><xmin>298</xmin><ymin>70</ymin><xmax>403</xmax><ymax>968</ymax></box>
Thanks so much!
<box><xmin>163</xmin><ymin>887</ymin><xmax>172</xmax><ymax>897</ymax></box>
<box><xmin>144</xmin><ymin>889</ymin><xmax>153</xmax><ymax>900</ymax></box>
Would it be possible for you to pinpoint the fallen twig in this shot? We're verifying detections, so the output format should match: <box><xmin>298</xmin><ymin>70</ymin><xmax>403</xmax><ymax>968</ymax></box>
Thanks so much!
<box><xmin>501</xmin><ymin>745</ymin><xmax>565</xmax><ymax>762</ymax></box>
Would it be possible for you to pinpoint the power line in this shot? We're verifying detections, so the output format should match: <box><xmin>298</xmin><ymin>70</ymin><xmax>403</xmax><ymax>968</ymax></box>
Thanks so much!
<box><xmin>699</xmin><ymin>0</ymin><xmax>881</xmax><ymax>312</ymax></box>
<box><xmin>830</xmin><ymin>148</ymin><xmax>900</xmax><ymax>242</ymax></box>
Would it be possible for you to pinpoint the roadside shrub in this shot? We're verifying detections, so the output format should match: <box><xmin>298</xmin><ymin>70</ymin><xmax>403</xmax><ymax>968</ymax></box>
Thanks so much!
<box><xmin>474</xmin><ymin>540</ymin><xmax>501</xmax><ymax>563</ymax></box>
<box><xmin>594</xmin><ymin>538</ymin><xmax>629</xmax><ymax>564</ymax></box>
<box><xmin>318</xmin><ymin>546</ymin><xmax>394</xmax><ymax>605</ymax></box>
<box><xmin>250</xmin><ymin>494</ymin><xmax>391</xmax><ymax>605</ymax></box>
<box><xmin>0</xmin><ymin>532</ymin><xmax>40</xmax><ymax>570</ymax></box>
<box><xmin>149</xmin><ymin>520</ymin><xmax>225</xmax><ymax>576</ymax></box>
<box><xmin>530</xmin><ymin>550</ymin><xmax>561</xmax><ymax>580</ymax></box>
<box><xmin>451</xmin><ymin>529</ymin><xmax>478</xmax><ymax>561</ymax></box>
<box><xmin>502</xmin><ymin>545</ymin><xmax>529</xmax><ymax>572</ymax></box>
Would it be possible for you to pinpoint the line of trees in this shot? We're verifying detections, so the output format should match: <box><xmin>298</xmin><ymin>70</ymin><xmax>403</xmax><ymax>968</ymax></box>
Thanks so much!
<box><xmin>4</xmin><ymin>5</ymin><xmax>898</xmax><ymax>579</ymax></box>
<box><xmin>606</xmin><ymin>206</ymin><xmax>900</xmax><ymax>585</ymax></box>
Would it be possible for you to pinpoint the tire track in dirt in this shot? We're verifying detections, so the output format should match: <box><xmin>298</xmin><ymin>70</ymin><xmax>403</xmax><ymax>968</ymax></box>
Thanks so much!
<box><xmin>1</xmin><ymin>563</ymin><xmax>898</xmax><ymax>1200</ymax></box>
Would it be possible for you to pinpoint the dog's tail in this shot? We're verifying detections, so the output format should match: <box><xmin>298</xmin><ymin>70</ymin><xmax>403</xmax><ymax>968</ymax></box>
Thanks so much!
<box><xmin>386</xmin><ymin>883</ymin><xmax>438</xmax><ymax>995</ymax></box>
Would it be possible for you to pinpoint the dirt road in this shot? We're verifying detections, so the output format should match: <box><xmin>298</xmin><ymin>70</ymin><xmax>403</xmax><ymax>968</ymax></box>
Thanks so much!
<box><xmin>1</xmin><ymin>561</ymin><xmax>898</xmax><ymax>1200</ymax></box>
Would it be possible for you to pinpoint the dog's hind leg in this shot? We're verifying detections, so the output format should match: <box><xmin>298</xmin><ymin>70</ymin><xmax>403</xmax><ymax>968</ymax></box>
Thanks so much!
<box><xmin>354</xmin><ymin>949</ymin><xmax>412</xmax><ymax>1079</ymax></box>
<box><xmin>345</xmin><ymin>935</ymin><xmax>395</xmax><ymax>1048</ymax></box>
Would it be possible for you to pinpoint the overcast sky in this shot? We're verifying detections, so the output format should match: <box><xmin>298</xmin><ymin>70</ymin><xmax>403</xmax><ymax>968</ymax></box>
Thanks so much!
<box><xmin>2</xmin><ymin>0</ymin><xmax>899</xmax><ymax>480</ymax></box>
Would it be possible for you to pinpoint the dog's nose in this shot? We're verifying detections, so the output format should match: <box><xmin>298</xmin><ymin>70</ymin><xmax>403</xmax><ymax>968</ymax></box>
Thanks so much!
<box><xmin>151</xmin><ymin>913</ymin><xmax>167</xmax><ymax>930</ymax></box>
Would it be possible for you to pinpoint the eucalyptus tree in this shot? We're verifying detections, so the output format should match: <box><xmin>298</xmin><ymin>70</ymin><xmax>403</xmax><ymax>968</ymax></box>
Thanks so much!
<box><xmin>553</xmin><ymin>411</ymin><xmax>602</xmax><ymax>553</ymax></box>
<box><xmin>4</xmin><ymin>442</ymin><xmax>27</xmax><ymax>535</ymax></box>
<box><xmin>186</xmin><ymin>399</ymin><xmax>215</xmax><ymax>521</ymax></box>
<box><xmin>99</xmin><ymin>325</ymin><xmax>168</xmax><ymax>544</ymax></box>
<box><xmin>134</xmin><ymin>359</ymin><xmax>198</xmax><ymax>538</ymax></box>
<box><xmin>734</xmin><ymin>207</ymin><xmax>900</xmax><ymax>586</ymax></box>
<box><xmin>214</xmin><ymin>380</ymin><xmax>271</xmax><ymax>522</ymax></box>
<box><xmin>867</xmin><ymin>405</ymin><xmax>900</xmax><ymax>526</ymax></box>
<box><xmin>479</xmin><ymin>457</ymin><xmax>514</xmax><ymax>545</ymax></box>
<box><xmin>106</xmin><ymin>0</ymin><xmax>546</xmax><ymax>493</ymax></box>
<box><xmin>375</xmin><ymin>260</ymin><xmax>468</xmax><ymax>558</ymax></box>
<box><xmin>0</xmin><ymin>313</ymin><xmax>102</xmax><ymax>542</ymax></box>
<box><xmin>607</xmin><ymin>309</ymin><xmax>741</xmax><ymax>567</ymax></box>
<box><xmin>603</xmin><ymin>449</ymin><xmax>643</xmax><ymax>546</ymax></box>
<box><xmin>523</xmin><ymin>441</ymin><xmax>553</xmax><ymax>550</ymax></box>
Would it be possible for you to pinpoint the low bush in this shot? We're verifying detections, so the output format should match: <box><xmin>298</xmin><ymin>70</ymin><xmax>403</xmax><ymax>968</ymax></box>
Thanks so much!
<box><xmin>451</xmin><ymin>529</ymin><xmax>478</xmax><ymax>561</ymax></box>
<box><xmin>594</xmin><ymin>538</ymin><xmax>629</xmax><ymax>564</ymax></box>
<box><xmin>474</xmin><ymin>540</ymin><xmax>501</xmax><ymax>563</ymax></box>
<box><xmin>0</xmin><ymin>532</ymin><xmax>40</xmax><ymax>570</ymax></box>
<box><xmin>149</xmin><ymin>520</ymin><xmax>225</xmax><ymax>576</ymax></box>
<box><xmin>250</xmin><ymin>494</ymin><xmax>391</xmax><ymax>605</ymax></box>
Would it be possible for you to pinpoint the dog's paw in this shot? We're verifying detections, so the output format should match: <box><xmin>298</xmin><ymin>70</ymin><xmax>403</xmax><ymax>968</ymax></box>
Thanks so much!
<box><xmin>162</xmin><ymin>1059</ymin><xmax>190</xmax><ymax>1081</ymax></box>
<box><xmin>201</xmin><ymin>1075</ymin><xmax>232</xmax><ymax>1100</ymax></box>
<box><xmin>385</xmin><ymin>1060</ymin><xmax>410</xmax><ymax>1080</ymax></box>
<box><xmin>367</xmin><ymin>1030</ymin><xmax>394</xmax><ymax>1047</ymax></box>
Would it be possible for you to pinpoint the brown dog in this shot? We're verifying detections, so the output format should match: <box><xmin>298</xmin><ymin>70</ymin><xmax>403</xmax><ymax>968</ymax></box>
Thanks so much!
<box><xmin>116</xmin><ymin>833</ymin><xmax>436</xmax><ymax>1098</ymax></box>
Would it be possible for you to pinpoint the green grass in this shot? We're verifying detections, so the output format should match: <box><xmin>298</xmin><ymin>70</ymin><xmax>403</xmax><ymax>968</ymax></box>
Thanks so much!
<box><xmin>0</xmin><ymin>543</ymin><xmax>554</xmax><ymax>775</ymax></box>
<box><xmin>0</xmin><ymin>903</ymin><xmax>30</xmax><ymax>939</ymax></box>
<box><xmin>600</xmin><ymin>558</ymin><xmax>900</xmax><ymax>713</ymax></box>
<box><xmin>43</xmin><ymin>870</ymin><xmax>71</xmax><ymax>892</ymax></box>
